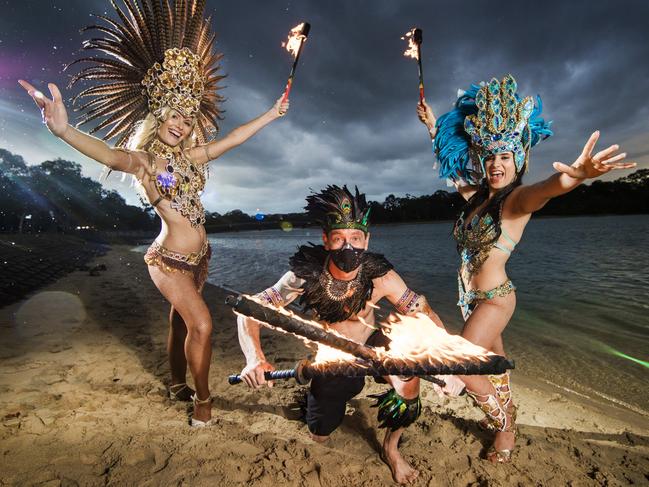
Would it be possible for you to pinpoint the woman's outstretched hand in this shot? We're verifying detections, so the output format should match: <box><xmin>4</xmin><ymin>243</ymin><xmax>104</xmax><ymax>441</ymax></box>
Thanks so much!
<box><xmin>18</xmin><ymin>80</ymin><xmax>69</xmax><ymax>137</ymax></box>
<box><xmin>272</xmin><ymin>95</ymin><xmax>290</xmax><ymax>118</ymax></box>
<box><xmin>553</xmin><ymin>131</ymin><xmax>636</xmax><ymax>179</ymax></box>
<box><xmin>18</xmin><ymin>80</ymin><xmax>69</xmax><ymax>138</ymax></box>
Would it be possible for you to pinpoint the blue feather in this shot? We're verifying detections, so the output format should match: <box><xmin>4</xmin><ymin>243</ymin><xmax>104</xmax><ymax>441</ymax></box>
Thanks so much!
<box><xmin>528</xmin><ymin>95</ymin><xmax>553</xmax><ymax>147</ymax></box>
<box><xmin>433</xmin><ymin>85</ymin><xmax>479</xmax><ymax>182</ymax></box>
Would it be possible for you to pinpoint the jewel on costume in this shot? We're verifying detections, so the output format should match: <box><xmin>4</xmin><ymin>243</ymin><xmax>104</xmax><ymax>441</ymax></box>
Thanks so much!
<box><xmin>157</xmin><ymin>171</ymin><xmax>177</xmax><ymax>191</ymax></box>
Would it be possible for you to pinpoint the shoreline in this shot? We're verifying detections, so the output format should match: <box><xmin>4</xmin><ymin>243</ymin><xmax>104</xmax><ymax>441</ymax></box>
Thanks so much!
<box><xmin>200</xmin><ymin>212</ymin><xmax>649</xmax><ymax>234</ymax></box>
<box><xmin>1</xmin><ymin>245</ymin><xmax>648</xmax><ymax>485</ymax></box>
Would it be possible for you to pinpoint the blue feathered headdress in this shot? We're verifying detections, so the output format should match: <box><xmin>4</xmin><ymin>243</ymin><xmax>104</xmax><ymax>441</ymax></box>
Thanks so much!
<box><xmin>434</xmin><ymin>75</ymin><xmax>553</xmax><ymax>184</ymax></box>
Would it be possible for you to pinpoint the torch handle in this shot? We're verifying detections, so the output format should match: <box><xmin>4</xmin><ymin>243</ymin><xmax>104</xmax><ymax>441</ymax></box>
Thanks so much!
<box><xmin>281</xmin><ymin>76</ymin><xmax>294</xmax><ymax>103</ymax></box>
<box><xmin>417</xmin><ymin>47</ymin><xmax>425</xmax><ymax>102</ymax></box>
<box><xmin>228</xmin><ymin>368</ymin><xmax>297</xmax><ymax>385</ymax></box>
<box><xmin>282</xmin><ymin>49</ymin><xmax>301</xmax><ymax>102</ymax></box>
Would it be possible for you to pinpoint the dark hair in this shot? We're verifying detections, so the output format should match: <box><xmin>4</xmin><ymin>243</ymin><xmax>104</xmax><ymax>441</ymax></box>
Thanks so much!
<box><xmin>460</xmin><ymin>170</ymin><xmax>524</xmax><ymax>246</ymax></box>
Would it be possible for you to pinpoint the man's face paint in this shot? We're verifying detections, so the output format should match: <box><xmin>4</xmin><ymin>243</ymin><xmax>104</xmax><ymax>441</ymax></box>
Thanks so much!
<box><xmin>330</xmin><ymin>242</ymin><xmax>365</xmax><ymax>272</ymax></box>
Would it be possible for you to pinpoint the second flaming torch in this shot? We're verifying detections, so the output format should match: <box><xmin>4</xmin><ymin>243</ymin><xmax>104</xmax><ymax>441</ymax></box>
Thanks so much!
<box><xmin>281</xmin><ymin>22</ymin><xmax>311</xmax><ymax>103</ymax></box>
<box><xmin>402</xmin><ymin>27</ymin><xmax>425</xmax><ymax>102</ymax></box>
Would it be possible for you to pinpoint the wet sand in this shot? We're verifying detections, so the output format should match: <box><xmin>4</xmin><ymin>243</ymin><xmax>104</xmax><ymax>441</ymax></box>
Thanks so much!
<box><xmin>1</xmin><ymin>246</ymin><xmax>648</xmax><ymax>486</ymax></box>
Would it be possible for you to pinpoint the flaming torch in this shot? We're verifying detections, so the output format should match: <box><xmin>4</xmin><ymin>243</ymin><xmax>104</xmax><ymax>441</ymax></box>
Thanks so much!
<box><xmin>226</xmin><ymin>294</ymin><xmax>514</xmax><ymax>384</ymax></box>
<box><xmin>281</xmin><ymin>22</ymin><xmax>311</xmax><ymax>103</ymax></box>
<box><xmin>402</xmin><ymin>27</ymin><xmax>424</xmax><ymax>102</ymax></box>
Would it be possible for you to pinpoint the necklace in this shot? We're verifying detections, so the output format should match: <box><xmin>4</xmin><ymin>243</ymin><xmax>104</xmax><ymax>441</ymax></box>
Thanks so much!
<box><xmin>318</xmin><ymin>263</ymin><xmax>363</xmax><ymax>302</ymax></box>
<box><xmin>148</xmin><ymin>138</ymin><xmax>180</xmax><ymax>160</ymax></box>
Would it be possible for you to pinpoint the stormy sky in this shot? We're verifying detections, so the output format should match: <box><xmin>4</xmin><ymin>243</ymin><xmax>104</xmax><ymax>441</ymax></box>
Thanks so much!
<box><xmin>1</xmin><ymin>0</ymin><xmax>648</xmax><ymax>214</ymax></box>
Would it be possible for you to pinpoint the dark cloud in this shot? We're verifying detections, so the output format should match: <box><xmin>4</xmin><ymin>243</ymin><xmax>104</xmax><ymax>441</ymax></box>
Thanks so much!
<box><xmin>1</xmin><ymin>0</ymin><xmax>647</xmax><ymax>213</ymax></box>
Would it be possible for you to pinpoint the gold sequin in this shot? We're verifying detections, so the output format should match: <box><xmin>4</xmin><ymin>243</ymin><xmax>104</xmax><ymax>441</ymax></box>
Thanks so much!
<box><xmin>142</xmin><ymin>47</ymin><xmax>204</xmax><ymax>120</ymax></box>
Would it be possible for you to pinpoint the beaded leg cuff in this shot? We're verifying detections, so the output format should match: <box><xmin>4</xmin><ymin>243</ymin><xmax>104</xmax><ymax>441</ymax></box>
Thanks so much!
<box><xmin>488</xmin><ymin>372</ymin><xmax>516</xmax><ymax>420</ymax></box>
<box><xmin>466</xmin><ymin>390</ymin><xmax>515</xmax><ymax>433</ymax></box>
<box><xmin>369</xmin><ymin>389</ymin><xmax>422</xmax><ymax>431</ymax></box>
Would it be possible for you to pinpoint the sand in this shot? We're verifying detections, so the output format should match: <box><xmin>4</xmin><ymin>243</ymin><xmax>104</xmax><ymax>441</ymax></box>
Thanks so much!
<box><xmin>1</xmin><ymin>245</ymin><xmax>648</xmax><ymax>486</ymax></box>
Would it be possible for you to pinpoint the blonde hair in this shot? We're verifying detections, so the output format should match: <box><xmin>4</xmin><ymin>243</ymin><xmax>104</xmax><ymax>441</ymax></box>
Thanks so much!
<box><xmin>127</xmin><ymin>107</ymin><xmax>197</xmax><ymax>152</ymax></box>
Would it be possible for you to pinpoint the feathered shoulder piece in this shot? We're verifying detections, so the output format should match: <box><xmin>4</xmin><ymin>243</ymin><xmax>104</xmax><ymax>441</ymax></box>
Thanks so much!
<box><xmin>289</xmin><ymin>243</ymin><xmax>393</xmax><ymax>323</ymax></box>
<box><xmin>434</xmin><ymin>74</ymin><xmax>553</xmax><ymax>184</ymax></box>
<box><xmin>289</xmin><ymin>244</ymin><xmax>393</xmax><ymax>281</ymax></box>
<box><xmin>65</xmin><ymin>0</ymin><xmax>225</xmax><ymax>146</ymax></box>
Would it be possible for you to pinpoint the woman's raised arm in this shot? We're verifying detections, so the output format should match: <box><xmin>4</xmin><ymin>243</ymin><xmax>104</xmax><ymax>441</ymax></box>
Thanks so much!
<box><xmin>19</xmin><ymin>80</ymin><xmax>150</xmax><ymax>176</ymax></box>
<box><xmin>510</xmin><ymin>131</ymin><xmax>636</xmax><ymax>215</ymax></box>
<box><xmin>190</xmin><ymin>95</ymin><xmax>289</xmax><ymax>165</ymax></box>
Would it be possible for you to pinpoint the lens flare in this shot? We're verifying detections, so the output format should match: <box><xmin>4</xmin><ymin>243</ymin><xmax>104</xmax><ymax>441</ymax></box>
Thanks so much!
<box><xmin>606</xmin><ymin>346</ymin><xmax>649</xmax><ymax>369</ymax></box>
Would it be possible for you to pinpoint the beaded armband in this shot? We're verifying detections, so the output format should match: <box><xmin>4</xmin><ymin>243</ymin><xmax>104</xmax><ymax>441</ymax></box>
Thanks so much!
<box><xmin>256</xmin><ymin>286</ymin><xmax>285</xmax><ymax>307</ymax></box>
<box><xmin>394</xmin><ymin>288</ymin><xmax>418</xmax><ymax>314</ymax></box>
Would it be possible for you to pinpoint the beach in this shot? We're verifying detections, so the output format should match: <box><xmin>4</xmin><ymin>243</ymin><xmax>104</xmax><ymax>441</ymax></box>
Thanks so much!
<box><xmin>1</xmin><ymin>244</ymin><xmax>648</xmax><ymax>486</ymax></box>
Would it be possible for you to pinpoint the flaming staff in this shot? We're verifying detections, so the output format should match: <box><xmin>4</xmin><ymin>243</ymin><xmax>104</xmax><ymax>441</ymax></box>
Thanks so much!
<box><xmin>281</xmin><ymin>22</ymin><xmax>311</xmax><ymax>103</ymax></box>
<box><xmin>226</xmin><ymin>294</ymin><xmax>380</xmax><ymax>361</ymax></box>
<box><xmin>402</xmin><ymin>27</ymin><xmax>424</xmax><ymax>102</ymax></box>
<box><xmin>226</xmin><ymin>294</ymin><xmax>514</xmax><ymax>384</ymax></box>
<box><xmin>229</xmin><ymin>354</ymin><xmax>513</xmax><ymax>385</ymax></box>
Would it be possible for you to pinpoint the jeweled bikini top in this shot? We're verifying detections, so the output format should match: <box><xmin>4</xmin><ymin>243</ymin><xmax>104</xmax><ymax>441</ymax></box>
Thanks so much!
<box><xmin>453</xmin><ymin>210</ymin><xmax>517</xmax><ymax>282</ymax></box>
<box><xmin>148</xmin><ymin>138</ymin><xmax>207</xmax><ymax>227</ymax></box>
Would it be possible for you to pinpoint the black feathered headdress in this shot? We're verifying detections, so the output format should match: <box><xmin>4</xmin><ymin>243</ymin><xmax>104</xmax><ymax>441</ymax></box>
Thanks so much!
<box><xmin>305</xmin><ymin>185</ymin><xmax>371</xmax><ymax>234</ymax></box>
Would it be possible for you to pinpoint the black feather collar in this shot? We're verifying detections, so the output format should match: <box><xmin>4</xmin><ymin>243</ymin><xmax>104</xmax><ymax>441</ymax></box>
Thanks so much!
<box><xmin>289</xmin><ymin>243</ymin><xmax>393</xmax><ymax>323</ymax></box>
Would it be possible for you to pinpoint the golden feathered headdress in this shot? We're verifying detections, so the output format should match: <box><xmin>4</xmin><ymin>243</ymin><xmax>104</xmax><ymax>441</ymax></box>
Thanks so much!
<box><xmin>66</xmin><ymin>0</ymin><xmax>225</xmax><ymax>146</ymax></box>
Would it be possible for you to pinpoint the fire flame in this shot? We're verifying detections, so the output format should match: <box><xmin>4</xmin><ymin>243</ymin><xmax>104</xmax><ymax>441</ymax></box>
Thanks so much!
<box><xmin>401</xmin><ymin>28</ymin><xmax>419</xmax><ymax>60</ymax></box>
<box><xmin>282</xmin><ymin>22</ymin><xmax>307</xmax><ymax>58</ymax></box>
<box><xmin>237</xmin><ymin>294</ymin><xmax>499</xmax><ymax>375</ymax></box>
<box><xmin>314</xmin><ymin>344</ymin><xmax>357</xmax><ymax>363</ymax></box>
<box><xmin>380</xmin><ymin>313</ymin><xmax>493</xmax><ymax>364</ymax></box>
<box><xmin>312</xmin><ymin>313</ymin><xmax>495</xmax><ymax>368</ymax></box>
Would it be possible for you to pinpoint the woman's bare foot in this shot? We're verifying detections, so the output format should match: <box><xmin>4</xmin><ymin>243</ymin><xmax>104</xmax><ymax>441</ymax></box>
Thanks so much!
<box><xmin>382</xmin><ymin>429</ymin><xmax>419</xmax><ymax>484</ymax></box>
<box><xmin>192</xmin><ymin>399</ymin><xmax>211</xmax><ymax>423</ymax></box>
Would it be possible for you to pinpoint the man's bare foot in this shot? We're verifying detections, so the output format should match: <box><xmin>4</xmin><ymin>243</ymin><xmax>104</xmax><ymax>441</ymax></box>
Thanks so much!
<box><xmin>382</xmin><ymin>431</ymin><xmax>419</xmax><ymax>484</ymax></box>
<box><xmin>309</xmin><ymin>432</ymin><xmax>329</xmax><ymax>443</ymax></box>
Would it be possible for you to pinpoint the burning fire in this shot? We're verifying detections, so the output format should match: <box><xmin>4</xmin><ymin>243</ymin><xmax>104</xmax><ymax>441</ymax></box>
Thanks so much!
<box><xmin>380</xmin><ymin>313</ymin><xmax>493</xmax><ymax>364</ymax></box>
<box><xmin>237</xmin><ymin>294</ymin><xmax>500</xmax><ymax>376</ymax></box>
<box><xmin>282</xmin><ymin>22</ymin><xmax>307</xmax><ymax>58</ymax></box>
<box><xmin>401</xmin><ymin>28</ymin><xmax>420</xmax><ymax>60</ymax></box>
<box><xmin>314</xmin><ymin>344</ymin><xmax>357</xmax><ymax>363</ymax></box>
<box><xmin>312</xmin><ymin>312</ymin><xmax>495</xmax><ymax>368</ymax></box>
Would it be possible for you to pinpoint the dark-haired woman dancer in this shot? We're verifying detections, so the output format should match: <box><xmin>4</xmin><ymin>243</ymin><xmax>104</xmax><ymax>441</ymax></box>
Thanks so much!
<box><xmin>417</xmin><ymin>74</ymin><xmax>635</xmax><ymax>462</ymax></box>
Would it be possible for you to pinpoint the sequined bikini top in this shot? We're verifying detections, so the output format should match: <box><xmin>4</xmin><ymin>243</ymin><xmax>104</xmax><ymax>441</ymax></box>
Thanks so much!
<box><xmin>148</xmin><ymin>138</ymin><xmax>207</xmax><ymax>227</ymax></box>
<box><xmin>453</xmin><ymin>210</ymin><xmax>518</xmax><ymax>282</ymax></box>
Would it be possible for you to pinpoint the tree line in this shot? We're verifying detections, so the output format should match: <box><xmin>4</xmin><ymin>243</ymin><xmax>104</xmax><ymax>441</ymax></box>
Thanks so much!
<box><xmin>1</xmin><ymin>148</ymin><xmax>647</xmax><ymax>234</ymax></box>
